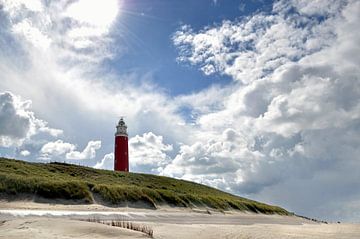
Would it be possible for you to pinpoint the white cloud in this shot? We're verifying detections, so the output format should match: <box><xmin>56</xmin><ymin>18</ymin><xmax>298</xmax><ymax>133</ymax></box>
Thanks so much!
<box><xmin>20</xmin><ymin>150</ymin><xmax>30</xmax><ymax>156</ymax></box>
<box><xmin>279</xmin><ymin>0</ymin><xmax>346</xmax><ymax>16</ymax></box>
<box><xmin>173</xmin><ymin>4</ymin><xmax>337</xmax><ymax>84</ymax></box>
<box><xmin>0</xmin><ymin>0</ymin><xmax>43</xmax><ymax>17</ymax></box>
<box><xmin>12</xmin><ymin>19</ymin><xmax>51</xmax><ymax>49</ymax></box>
<box><xmin>163</xmin><ymin>128</ymin><xmax>257</xmax><ymax>181</ymax></box>
<box><xmin>40</xmin><ymin>139</ymin><xmax>101</xmax><ymax>160</ymax></box>
<box><xmin>129</xmin><ymin>132</ymin><xmax>173</xmax><ymax>172</ymax></box>
<box><xmin>94</xmin><ymin>153</ymin><xmax>114</xmax><ymax>170</ymax></box>
<box><xmin>38</xmin><ymin>126</ymin><xmax>63</xmax><ymax>137</ymax></box>
<box><xmin>171</xmin><ymin>0</ymin><xmax>360</xmax><ymax>221</ymax></box>
<box><xmin>1</xmin><ymin>0</ymin><xmax>121</xmax><ymax>63</ymax></box>
<box><xmin>66</xmin><ymin>140</ymin><xmax>101</xmax><ymax>160</ymax></box>
<box><xmin>40</xmin><ymin>140</ymin><xmax>75</xmax><ymax>158</ymax></box>
<box><xmin>255</xmin><ymin>72</ymin><xmax>360</xmax><ymax>137</ymax></box>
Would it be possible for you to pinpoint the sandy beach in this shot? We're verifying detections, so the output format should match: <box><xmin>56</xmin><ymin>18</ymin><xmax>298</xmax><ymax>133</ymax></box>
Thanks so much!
<box><xmin>0</xmin><ymin>200</ymin><xmax>359</xmax><ymax>239</ymax></box>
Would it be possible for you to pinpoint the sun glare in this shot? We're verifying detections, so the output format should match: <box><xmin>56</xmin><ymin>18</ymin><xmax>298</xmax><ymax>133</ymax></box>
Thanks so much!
<box><xmin>64</xmin><ymin>0</ymin><xmax>120</xmax><ymax>28</ymax></box>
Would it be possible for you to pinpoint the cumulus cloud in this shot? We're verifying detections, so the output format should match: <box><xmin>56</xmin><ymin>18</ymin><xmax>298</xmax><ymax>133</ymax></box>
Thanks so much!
<box><xmin>40</xmin><ymin>139</ymin><xmax>101</xmax><ymax>160</ymax></box>
<box><xmin>20</xmin><ymin>150</ymin><xmax>30</xmax><ymax>156</ymax></box>
<box><xmin>40</xmin><ymin>140</ymin><xmax>75</xmax><ymax>157</ymax></box>
<box><xmin>170</xmin><ymin>0</ymin><xmax>360</xmax><ymax>221</ymax></box>
<box><xmin>173</xmin><ymin>0</ymin><xmax>338</xmax><ymax>84</ymax></box>
<box><xmin>163</xmin><ymin>128</ymin><xmax>259</xmax><ymax>189</ymax></box>
<box><xmin>66</xmin><ymin>140</ymin><xmax>101</xmax><ymax>160</ymax></box>
<box><xmin>129</xmin><ymin>132</ymin><xmax>173</xmax><ymax>173</ymax></box>
<box><xmin>94</xmin><ymin>153</ymin><xmax>114</xmax><ymax>170</ymax></box>
<box><xmin>0</xmin><ymin>91</ymin><xmax>62</xmax><ymax>147</ymax></box>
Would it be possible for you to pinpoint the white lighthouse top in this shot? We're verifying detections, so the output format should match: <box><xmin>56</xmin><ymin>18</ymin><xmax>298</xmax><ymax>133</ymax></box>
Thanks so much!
<box><xmin>115</xmin><ymin>117</ymin><xmax>128</xmax><ymax>136</ymax></box>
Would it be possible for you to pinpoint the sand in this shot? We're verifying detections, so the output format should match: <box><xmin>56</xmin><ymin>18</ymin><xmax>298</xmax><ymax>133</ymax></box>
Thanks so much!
<box><xmin>1</xmin><ymin>218</ymin><xmax>359</xmax><ymax>239</ymax></box>
<box><xmin>1</xmin><ymin>200</ymin><xmax>360</xmax><ymax>239</ymax></box>
<box><xmin>0</xmin><ymin>217</ymin><xmax>147</xmax><ymax>239</ymax></box>
<box><xmin>150</xmin><ymin>223</ymin><xmax>360</xmax><ymax>239</ymax></box>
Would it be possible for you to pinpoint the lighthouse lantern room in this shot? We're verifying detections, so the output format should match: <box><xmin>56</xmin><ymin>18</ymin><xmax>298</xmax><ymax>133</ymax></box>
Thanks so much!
<box><xmin>114</xmin><ymin>118</ymin><xmax>129</xmax><ymax>172</ymax></box>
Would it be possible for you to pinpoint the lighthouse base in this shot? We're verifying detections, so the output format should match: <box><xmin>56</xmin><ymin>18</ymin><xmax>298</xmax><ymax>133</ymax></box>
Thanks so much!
<box><xmin>114</xmin><ymin>135</ymin><xmax>129</xmax><ymax>172</ymax></box>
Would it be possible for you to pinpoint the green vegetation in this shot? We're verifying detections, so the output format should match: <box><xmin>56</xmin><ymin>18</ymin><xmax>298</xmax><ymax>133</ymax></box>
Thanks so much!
<box><xmin>0</xmin><ymin>158</ymin><xmax>289</xmax><ymax>215</ymax></box>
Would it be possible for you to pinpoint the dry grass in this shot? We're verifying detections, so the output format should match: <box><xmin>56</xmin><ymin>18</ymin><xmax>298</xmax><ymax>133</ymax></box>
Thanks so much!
<box><xmin>82</xmin><ymin>217</ymin><xmax>153</xmax><ymax>237</ymax></box>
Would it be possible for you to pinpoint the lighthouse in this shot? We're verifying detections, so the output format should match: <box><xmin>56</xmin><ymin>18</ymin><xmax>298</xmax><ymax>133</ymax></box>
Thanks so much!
<box><xmin>114</xmin><ymin>118</ymin><xmax>129</xmax><ymax>172</ymax></box>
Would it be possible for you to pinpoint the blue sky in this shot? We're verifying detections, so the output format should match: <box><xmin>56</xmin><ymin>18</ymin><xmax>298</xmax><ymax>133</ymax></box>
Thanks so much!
<box><xmin>106</xmin><ymin>0</ymin><xmax>273</xmax><ymax>95</ymax></box>
<box><xmin>0</xmin><ymin>0</ymin><xmax>360</xmax><ymax>222</ymax></box>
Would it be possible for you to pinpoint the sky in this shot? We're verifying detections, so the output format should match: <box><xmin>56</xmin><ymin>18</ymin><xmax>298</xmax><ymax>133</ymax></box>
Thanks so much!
<box><xmin>0</xmin><ymin>0</ymin><xmax>359</xmax><ymax>222</ymax></box>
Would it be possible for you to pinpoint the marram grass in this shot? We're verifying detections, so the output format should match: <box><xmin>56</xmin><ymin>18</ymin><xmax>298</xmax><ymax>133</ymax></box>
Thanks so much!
<box><xmin>0</xmin><ymin>158</ymin><xmax>289</xmax><ymax>215</ymax></box>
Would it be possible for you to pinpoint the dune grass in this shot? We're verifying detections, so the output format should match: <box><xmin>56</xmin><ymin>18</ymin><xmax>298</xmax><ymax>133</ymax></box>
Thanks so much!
<box><xmin>0</xmin><ymin>157</ymin><xmax>289</xmax><ymax>215</ymax></box>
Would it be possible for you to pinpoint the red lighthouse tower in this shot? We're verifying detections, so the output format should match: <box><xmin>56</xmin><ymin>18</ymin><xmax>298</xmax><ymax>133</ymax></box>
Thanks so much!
<box><xmin>114</xmin><ymin>118</ymin><xmax>129</xmax><ymax>172</ymax></box>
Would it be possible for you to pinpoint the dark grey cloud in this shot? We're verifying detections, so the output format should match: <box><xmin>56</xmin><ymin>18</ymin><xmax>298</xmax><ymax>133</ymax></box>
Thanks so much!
<box><xmin>0</xmin><ymin>91</ymin><xmax>30</xmax><ymax>139</ymax></box>
<box><xmin>0</xmin><ymin>91</ymin><xmax>62</xmax><ymax>148</ymax></box>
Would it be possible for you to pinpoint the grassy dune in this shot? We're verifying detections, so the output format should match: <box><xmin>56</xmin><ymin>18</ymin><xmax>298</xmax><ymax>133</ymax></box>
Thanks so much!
<box><xmin>0</xmin><ymin>158</ymin><xmax>289</xmax><ymax>215</ymax></box>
